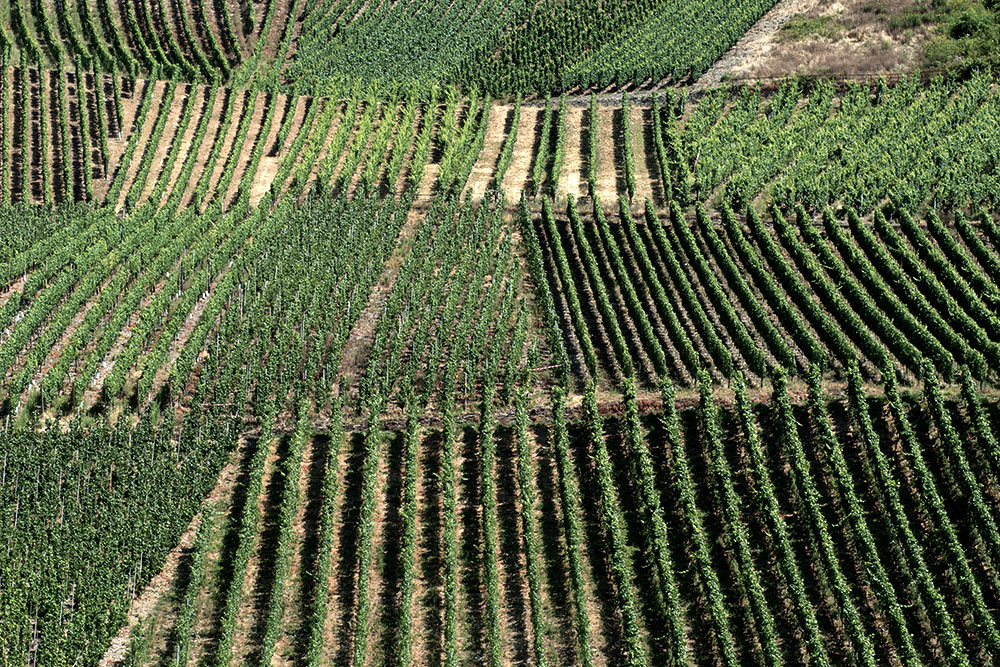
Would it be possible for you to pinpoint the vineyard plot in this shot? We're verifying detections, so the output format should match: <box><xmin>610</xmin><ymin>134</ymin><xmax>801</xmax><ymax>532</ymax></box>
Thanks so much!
<box><xmin>524</xmin><ymin>196</ymin><xmax>1000</xmax><ymax>389</ymax></box>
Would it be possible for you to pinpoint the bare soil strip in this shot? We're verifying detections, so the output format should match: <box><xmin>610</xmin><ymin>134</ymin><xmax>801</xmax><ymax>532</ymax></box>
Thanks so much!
<box><xmin>500</xmin><ymin>106</ymin><xmax>539</xmax><ymax>201</ymax></box>
<box><xmin>559</xmin><ymin>104</ymin><xmax>586</xmax><ymax>203</ymax></box>
<box><xmin>593</xmin><ymin>105</ymin><xmax>620</xmax><ymax>206</ymax></box>
<box><xmin>464</xmin><ymin>103</ymin><xmax>510</xmax><ymax>200</ymax></box>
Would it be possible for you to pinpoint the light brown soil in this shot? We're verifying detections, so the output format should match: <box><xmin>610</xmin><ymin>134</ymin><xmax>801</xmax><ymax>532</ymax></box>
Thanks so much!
<box><xmin>225</xmin><ymin>90</ymin><xmax>294</xmax><ymax>206</ymax></box>
<box><xmin>249</xmin><ymin>92</ymin><xmax>306</xmax><ymax>205</ymax></box>
<box><xmin>697</xmin><ymin>0</ymin><xmax>933</xmax><ymax>88</ymax></box>
<box><xmin>110</xmin><ymin>79</ymin><xmax>167</xmax><ymax>210</ymax></box>
<box><xmin>593</xmin><ymin>105</ymin><xmax>620</xmax><ymax>207</ymax></box>
<box><xmin>182</xmin><ymin>88</ymin><xmax>248</xmax><ymax>211</ymax></box>
<box><xmin>626</xmin><ymin>103</ymin><xmax>655</xmax><ymax>209</ymax></box>
<box><xmin>500</xmin><ymin>105</ymin><xmax>539</xmax><ymax>201</ymax></box>
<box><xmin>559</xmin><ymin>104</ymin><xmax>586</xmax><ymax>202</ymax></box>
<box><xmin>177</xmin><ymin>86</ymin><xmax>231</xmax><ymax>209</ymax></box>
<box><xmin>464</xmin><ymin>103</ymin><xmax>510</xmax><ymax>200</ymax></box>
<box><xmin>137</xmin><ymin>84</ymin><xmax>201</xmax><ymax>208</ymax></box>
<box><xmin>337</xmin><ymin>202</ymin><xmax>427</xmax><ymax>386</ymax></box>
<box><xmin>220</xmin><ymin>90</ymin><xmax>272</xmax><ymax>206</ymax></box>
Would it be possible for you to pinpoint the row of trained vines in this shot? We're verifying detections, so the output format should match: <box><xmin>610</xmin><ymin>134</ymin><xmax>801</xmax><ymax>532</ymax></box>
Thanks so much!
<box><xmin>524</xmin><ymin>191</ymin><xmax>1000</xmax><ymax>389</ymax></box>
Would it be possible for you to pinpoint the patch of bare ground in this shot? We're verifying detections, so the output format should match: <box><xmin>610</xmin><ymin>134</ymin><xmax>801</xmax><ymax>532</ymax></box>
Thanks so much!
<box><xmin>593</xmin><ymin>105</ymin><xmax>620</xmax><ymax>206</ymax></box>
<box><xmin>94</xmin><ymin>76</ymin><xmax>144</xmax><ymax>201</ymax></box>
<box><xmin>256</xmin><ymin>0</ymin><xmax>294</xmax><ymax>65</ymax></box>
<box><xmin>464</xmin><ymin>103</ymin><xmax>510</xmax><ymax>200</ymax></box>
<box><xmin>252</xmin><ymin>96</ymin><xmax>308</xmax><ymax>206</ymax></box>
<box><xmin>225</xmin><ymin>0</ymin><xmax>251</xmax><ymax>53</ymax></box>
<box><xmin>98</xmin><ymin>436</ymin><xmax>251</xmax><ymax>666</ymax></box>
<box><xmin>500</xmin><ymin>105</ymin><xmax>538</xmax><ymax>201</ymax></box>
<box><xmin>222</xmin><ymin>90</ymin><xmax>278</xmax><ymax>207</ymax></box>
<box><xmin>626</xmin><ymin>104</ymin><xmax>655</xmax><ymax>210</ymax></box>
<box><xmin>698</xmin><ymin>0</ymin><xmax>933</xmax><ymax>88</ymax></box>
<box><xmin>181</xmin><ymin>88</ymin><xmax>247</xmax><ymax>211</ymax></box>
<box><xmin>559</xmin><ymin>104</ymin><xmax>587</xmax><ymax>203</ymax></box>
<box><xmin>137</xmin><ymin>84</ymin><xmax>202</xmax><ymax>207</ymax></box>
<box><xmin>108</xmin><ymin>79</ymin><xmax>167</xmax><ymax>210</ymax></box>
<box><xmin>415</xmin><ymin>161</ymin><xmax>440</xmax><ymax>205</ymax></box>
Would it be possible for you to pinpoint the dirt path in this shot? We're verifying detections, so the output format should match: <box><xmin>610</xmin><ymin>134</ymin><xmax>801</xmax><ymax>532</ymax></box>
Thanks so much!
<box><xmin>694</xmin><ymin>0</ymin><xmax>821</xmax><ymax>89</ymax></box>
<box><xmin>336</xmin><ymin>202</ymin><xmax>427</xmax><ymax>388</ymax></box>
<box><xmin>251</xmin><ymin>95</ymin><xmax>308</xmax><ymax>206</ymax></box>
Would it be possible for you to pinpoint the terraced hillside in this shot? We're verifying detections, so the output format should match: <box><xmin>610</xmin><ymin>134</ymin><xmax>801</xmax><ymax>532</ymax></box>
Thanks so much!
<box><xmin>7</xmin><ymin>0</ymin><xmax>1000</xmax><ymax>665</ymax></box>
